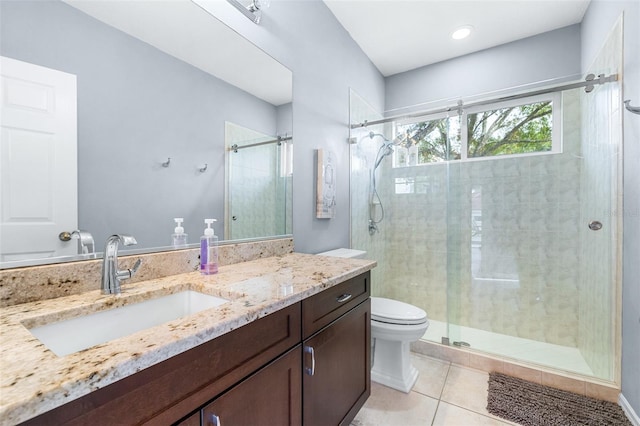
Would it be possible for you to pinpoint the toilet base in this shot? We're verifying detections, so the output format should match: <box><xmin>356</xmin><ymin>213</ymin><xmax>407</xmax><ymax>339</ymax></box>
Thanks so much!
<box><xmin>371</xmin><ymin>337</ymin><xmax>419</xmax><ymax>393</ymax></box>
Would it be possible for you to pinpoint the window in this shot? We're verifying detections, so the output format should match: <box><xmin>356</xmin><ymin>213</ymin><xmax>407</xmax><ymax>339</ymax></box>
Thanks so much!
<box><xmin>391</xmin><ymin>93</ymin><xmax>560</xmax><ymax>166</ymax></box>
<box><xmin>393</xmin><ymin>114</ymin><xmax>460</xmax><ymax>166</ymax></box>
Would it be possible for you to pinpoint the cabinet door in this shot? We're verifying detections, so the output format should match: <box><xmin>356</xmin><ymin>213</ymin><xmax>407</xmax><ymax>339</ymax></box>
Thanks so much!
<box><xmin>303</xmin><ymin>299</ymin><xmax>370</xmax><ymax>426</ymax></box>
<box><xmin>175</xmin><ymin>411</ymin><xmax>200</xmax><ymax>426</ymax></box>
<box><xmin>202</xmin><ymin>346</ymin><xmax>302</xmax><ymax>426</ymax></box>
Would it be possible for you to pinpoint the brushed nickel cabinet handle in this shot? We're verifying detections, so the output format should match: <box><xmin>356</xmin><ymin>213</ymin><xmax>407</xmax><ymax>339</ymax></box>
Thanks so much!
<box><xmin>305</xmin><ymin>345</ymin><xmax>315</xmax><ymax>376</ymax></box>
<box><xmin>210</xmin><ymin>413</ymin><xmax>221</xmax><ymax>426</ymax></box>
<box><xmin>336</xmin><ymin>293</ymin><xmax>352</xmax><ymax>303</ymax></box>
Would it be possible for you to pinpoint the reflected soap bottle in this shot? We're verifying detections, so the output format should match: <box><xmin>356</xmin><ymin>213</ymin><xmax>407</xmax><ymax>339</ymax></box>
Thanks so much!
<box><xmin>172</xmin><ymin>218</ymin><xmax>188</xmax><ymax>247</ymax></box>
<box><xmin>200</xmin><ymin>219</ymin><xmax>218</xmax><ymax>275</ymax></box>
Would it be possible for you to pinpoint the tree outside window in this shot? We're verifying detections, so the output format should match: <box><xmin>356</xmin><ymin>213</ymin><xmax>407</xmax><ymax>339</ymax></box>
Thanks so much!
<box><xmin>391</xmin><ymin>95</ymin><xmax>557</xmax><ymax>166</ymax></box>
<box><xmin>467</xmin><ymin>101</ymin><xmax>552</xmax><ymax>158</ymax></box>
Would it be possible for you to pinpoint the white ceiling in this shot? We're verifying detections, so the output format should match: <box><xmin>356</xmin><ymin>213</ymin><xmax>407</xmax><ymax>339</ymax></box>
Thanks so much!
<box><xmin>63</xmin><ymin>0</ymin><xmax>292</xmax><ymax>106</ymax></box>
<box><xmin>323</xmin><ymin>0</ymin><xmax>591</xmax><ymax>77</ymax></box>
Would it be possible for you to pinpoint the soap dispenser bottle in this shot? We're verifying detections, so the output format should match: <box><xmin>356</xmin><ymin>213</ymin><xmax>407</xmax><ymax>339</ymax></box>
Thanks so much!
<box><xmin>200</xmin><ymin>219</ymin><xmax>218</xmax><ymax>275</ymax></box>
<box><xmin>172</xmin><ymin>218</ymin><xmax>188</xmax><ymax>247</ymax></box>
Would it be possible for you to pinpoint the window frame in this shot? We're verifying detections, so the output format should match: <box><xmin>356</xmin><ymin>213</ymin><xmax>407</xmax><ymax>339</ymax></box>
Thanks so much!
<box><xmin>393</xmin><ymin>111</ymin><xmax>460</xmax><ymax>166</ymax></box>
<box><xmin>390</xmin><ymin>92</ymin><xmax>562</xmax><ymax>167</ymax></box>
<box><xmin>461</xmin><ymin>92</ymin><xmax>562</xmax><ymax>162</ymax></box>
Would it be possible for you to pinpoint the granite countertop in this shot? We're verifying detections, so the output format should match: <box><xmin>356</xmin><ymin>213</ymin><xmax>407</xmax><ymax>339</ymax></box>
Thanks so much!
<box><xmin>0</xmin><ymin>253</ymin><xmax>376</xmax><ymax>425</ymax></box>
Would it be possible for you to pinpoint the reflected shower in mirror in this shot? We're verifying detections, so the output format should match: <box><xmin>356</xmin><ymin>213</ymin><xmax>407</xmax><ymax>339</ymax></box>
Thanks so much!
<box><xmin>0</xmin><ymin>0</ymin><xmax>292</xmax><ymax>268</ymax></box>
<box><xmin>225</xmin><ymin>122</ymin><xmax>293</xmax><ymax>241</ymax></box>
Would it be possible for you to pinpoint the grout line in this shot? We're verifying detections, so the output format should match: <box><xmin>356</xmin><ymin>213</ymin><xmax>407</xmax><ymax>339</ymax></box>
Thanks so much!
<box><xmin>438</xmin><ymin>360</ymin><xmax>452</xmax><ymax>400</ymax></box>
<box><xmin>430</xmin><ymin>360</ymin><xmax>453</xmax><ymax>425</ymax></box>
<box><xmin>442</xmin><ymin>400</ymin><xmax>519</xmax><ymax>426</ymax></box>
<box><xmin>430</xmin><ymin>399</ymin><xmax>440</xmax><ymax>426</ymax></box>
<box><xmin>436</xmin><ymin>360</ymin><xmax>518</xmax><ymax>424</ymax></box>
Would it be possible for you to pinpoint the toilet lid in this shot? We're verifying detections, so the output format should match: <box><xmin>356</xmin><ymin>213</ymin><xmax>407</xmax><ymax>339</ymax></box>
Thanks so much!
<box><xmin>371</xmin><ymin>297</ymin><xmax>427</xmax><ymax>325</ymax></box>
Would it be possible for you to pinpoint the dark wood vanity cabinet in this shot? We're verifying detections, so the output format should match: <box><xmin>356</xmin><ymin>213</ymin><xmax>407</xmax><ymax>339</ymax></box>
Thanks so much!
<box><xmin>199</xmin><ymin>346</ymin><xmax>302</xmax><ymax>426</ymax></box>
<box><xmin>302</xmin><ymin>273</ymin><xmax>371</xmax><ymax>426</ymax></box>
<box><xmin>19</xmin><ymin>272</ymin><xmax>370</xmax><ymax>426</ymax></box>
<box><xmin>190</xmin><ymin>271</ymin><xmax>371</xmax><ymax>426</ymax></box>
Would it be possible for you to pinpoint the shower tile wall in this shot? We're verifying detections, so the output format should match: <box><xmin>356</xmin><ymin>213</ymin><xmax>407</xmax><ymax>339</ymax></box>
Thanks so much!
<box><xmin>577</xmin><ymin>18</ymin><xmax>622</xmax><ymax>380</ymax></box>
<box><xmin>380</xmin><ymin>91</ymin><xmax>584</xmax><ymax>348</ymax></box>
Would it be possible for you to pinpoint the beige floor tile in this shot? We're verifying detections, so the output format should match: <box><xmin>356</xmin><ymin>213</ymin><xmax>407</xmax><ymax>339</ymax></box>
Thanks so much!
<box><xmin>440</xmin><ymin>365</ymin><xmax>493</xmax><ymax>416</ymax></box>
<box><xmin>352</xmin><ymin>382</ymin><xmax>439</xmax><ymax>426</ymax></box>
<box><xmin>432</xmin><ymin>402</ymin><xmax>516</xmax><ymax>426</ymax></box>
<box><xmin>411</xmin><ymin>353</ymin><xmax>451</xmax><ymax>399</ymax></box>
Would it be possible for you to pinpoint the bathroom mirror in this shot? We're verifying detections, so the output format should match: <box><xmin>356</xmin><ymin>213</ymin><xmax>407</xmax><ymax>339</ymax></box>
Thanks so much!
<box><xmin>0</xmin><ymin>0</ymin><xmax>292</xmax><ymax>268</ymax></box>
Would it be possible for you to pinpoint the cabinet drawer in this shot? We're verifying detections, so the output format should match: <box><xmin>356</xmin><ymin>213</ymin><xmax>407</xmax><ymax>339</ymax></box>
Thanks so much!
<box><xmin>302</xmin><ymin>272</ymin><xmax>370</xmax><ymax>339</ymax></box>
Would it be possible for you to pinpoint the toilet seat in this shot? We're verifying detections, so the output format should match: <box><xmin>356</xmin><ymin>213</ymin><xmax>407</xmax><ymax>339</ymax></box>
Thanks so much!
<box><xmin>371</xmin><ymin>297</ymin><xmax>427</xmax><ymax>325</ymax></box>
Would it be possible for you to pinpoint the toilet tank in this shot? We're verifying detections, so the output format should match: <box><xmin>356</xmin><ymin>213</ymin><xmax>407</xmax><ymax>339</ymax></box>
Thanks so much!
<box><xmin>316</xmin><ymin>248</ymin><xmax>367</xmax><ymax>259</ymax></box>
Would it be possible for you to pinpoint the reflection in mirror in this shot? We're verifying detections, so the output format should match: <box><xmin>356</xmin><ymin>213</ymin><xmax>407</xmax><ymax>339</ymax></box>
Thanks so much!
<box><xmin>225</xmin><ymin>122</ymin><xmax>293</xmax><ymax>240</ymax></box>
<box><xmin>0</xmin><ymin>0</ymin><xmax>292</xmax><ymax>268</ymax></box>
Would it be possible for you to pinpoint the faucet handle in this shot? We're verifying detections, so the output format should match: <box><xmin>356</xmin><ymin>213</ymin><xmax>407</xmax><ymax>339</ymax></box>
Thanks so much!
<box><xmin>116</xmin><ymin>258</ymin><xmax>142</xmax><ymax>281</ymax></box>
<box><xmin>130</xmin><ymin>258</ymin><xmax>142</xmax><ymax>275</ymax></box>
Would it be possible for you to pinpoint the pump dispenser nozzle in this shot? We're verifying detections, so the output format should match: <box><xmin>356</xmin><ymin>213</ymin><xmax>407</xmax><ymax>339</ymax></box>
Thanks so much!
<box><xmin>204</xmin><ymin>218</ymin><xmax>217</xmax><ymax>236</ymax></box>
<box><xmin>171</xmin><ymin>218</ymin><xmax>188</xmax><ymax>247</ymax></box>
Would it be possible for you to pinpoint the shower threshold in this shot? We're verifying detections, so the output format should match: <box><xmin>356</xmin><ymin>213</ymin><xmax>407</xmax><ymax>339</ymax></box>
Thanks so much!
<box><xmin>424</xmin><ymin>319</ymin><xmax>594</xmax><ymax>377</ymax></box>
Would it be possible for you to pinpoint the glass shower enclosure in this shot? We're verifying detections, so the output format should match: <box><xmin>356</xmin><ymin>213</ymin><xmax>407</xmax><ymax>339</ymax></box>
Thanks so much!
<box><xmin>349</xmin><ymin>21</ymin><xmax>622</xmax><ymax>382</ymax></box>
<box><xmin>225</xmin><ymin>122</ymin><xmax>293</xmax><ymax>240</ymax></box>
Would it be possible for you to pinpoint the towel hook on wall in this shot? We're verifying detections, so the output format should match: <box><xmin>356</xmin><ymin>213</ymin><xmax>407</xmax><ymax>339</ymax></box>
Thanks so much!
<box><xmin>199</xmin><ymin>163</ymin><xmax>208</xmax><ymax>173</ymax></box>
<box><xmin>162</xmin><ymin>157</ymin><xmax>171</xmax><ymax>167</ymax></box>
<box><xmin>624</xmin><ymin>100</ymin><xmax>640</xmax><ymax>115</ymax></box>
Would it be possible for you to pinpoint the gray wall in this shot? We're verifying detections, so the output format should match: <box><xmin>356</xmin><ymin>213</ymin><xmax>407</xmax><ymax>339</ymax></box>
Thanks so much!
<box><xmin>582</xmin><ymin>0</ymin><xmax>640</xmax><ymax>416</ymax></box>
<box><xmin>385</xmin><ymin>24</ymin><xmax>581</xmax><ymax>112</ymax></box>
<box><xmin>0</xmin><ymin>0</ymin><xmax>280</xmax><ymax>250</ymax></box>
<box><xmin>277</xmin><ymin>102</ymin><xmax>293</xmax><ymax>136</ymax></box>
<box><xmin>206</xmin><ymin>0</ymin><xmax>386</xmax><ymax>254</ymax></box>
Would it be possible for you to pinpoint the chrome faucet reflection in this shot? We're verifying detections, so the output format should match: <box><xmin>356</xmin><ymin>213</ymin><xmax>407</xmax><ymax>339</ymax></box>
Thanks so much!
<box><xmin>70</xmin><ymin>230</ymin><xmax>95</xmax><ymax>255</ymax></box>
<box><xmin>101</xmin><ymin>234</ymin><xmax>142</xmax><ymax>294</ymax></box>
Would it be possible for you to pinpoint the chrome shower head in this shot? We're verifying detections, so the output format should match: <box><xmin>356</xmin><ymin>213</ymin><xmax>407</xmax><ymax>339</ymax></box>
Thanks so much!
<box><xmin>374</xmin><ymin>143</ymin><xmax>394</xmax><ymax>169</ymax></box>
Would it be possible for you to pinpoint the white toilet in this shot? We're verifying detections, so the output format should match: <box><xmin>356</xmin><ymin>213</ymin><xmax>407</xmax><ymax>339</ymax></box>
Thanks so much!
<box><xmin>370</xmin><ymin>297</ymin><xmax>429</xmax><ymax>393</ymax></box>
<box><xmin>316</xmin><ymin>248</ymin><xmax>430</xmax><ymax>393</ymax></box>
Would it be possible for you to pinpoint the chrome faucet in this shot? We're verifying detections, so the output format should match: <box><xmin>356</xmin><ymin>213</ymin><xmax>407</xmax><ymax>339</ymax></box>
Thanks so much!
<box><xmin>70</xmin><ymin>230</ymin><xmax>95</xmax><ymax>255</ymax></box>
<box><xmin>101</xmin><ymin>234</ymin><xmax>142</xmax><ymax>294</ymax></box>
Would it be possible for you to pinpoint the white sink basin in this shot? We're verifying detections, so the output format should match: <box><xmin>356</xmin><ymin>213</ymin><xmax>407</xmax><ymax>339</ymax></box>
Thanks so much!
<box><xmin>27</xmin><ymin>291</ymin><xmax>228</xmax><ymax>356</ymax></box>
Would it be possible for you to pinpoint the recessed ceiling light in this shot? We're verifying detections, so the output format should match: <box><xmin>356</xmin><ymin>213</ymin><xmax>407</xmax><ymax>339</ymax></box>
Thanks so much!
<box><xmin>451</xmin><ymin>25</ymin><xmax>473</xmax><ymax>40</ymax></box>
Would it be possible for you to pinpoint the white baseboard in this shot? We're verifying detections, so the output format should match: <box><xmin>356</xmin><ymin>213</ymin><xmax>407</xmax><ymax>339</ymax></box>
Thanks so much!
<box><xmin>620</xmin><ymin>393</ymin><xmax>640</xmax><ymax>426</ymax></box>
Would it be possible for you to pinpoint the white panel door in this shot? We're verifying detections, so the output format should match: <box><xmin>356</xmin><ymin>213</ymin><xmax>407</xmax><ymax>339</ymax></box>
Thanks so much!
<box><xmin>0</xmin><ymin>56</ymin><xmax>78</xmax><ymax>262</ymax></box>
